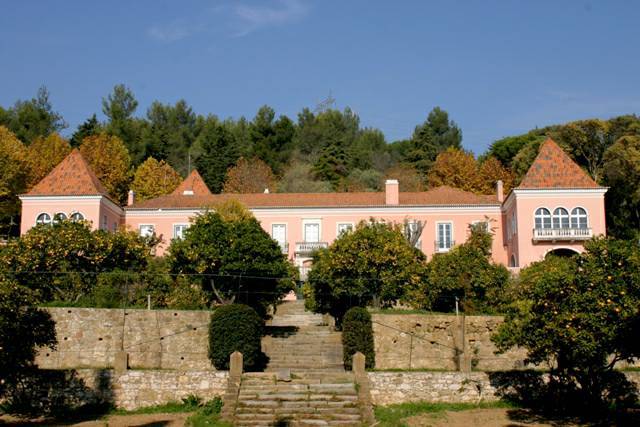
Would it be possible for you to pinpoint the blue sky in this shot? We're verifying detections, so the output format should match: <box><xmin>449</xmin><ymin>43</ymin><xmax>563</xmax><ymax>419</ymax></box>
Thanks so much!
<box><xmin>1</xmin><ymin>0</ymin><xmax>639</xmax><ymax>153</ymax></box>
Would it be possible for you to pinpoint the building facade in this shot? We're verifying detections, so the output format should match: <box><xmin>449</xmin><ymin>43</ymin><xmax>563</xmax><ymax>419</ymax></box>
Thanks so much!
<box><xmin>19</xmin><ymin>139</ymin><xmax>607</xmax><ymax>274</ymax></box>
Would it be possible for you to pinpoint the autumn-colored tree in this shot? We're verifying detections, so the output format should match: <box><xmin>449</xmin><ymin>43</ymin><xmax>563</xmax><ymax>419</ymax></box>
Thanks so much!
<box><xmin>383</xmin><ymin>164</ymin><xmax>424</xmax><ymax>192</ymax></box>
<box><xmin>79</xmin><ymin>132</ymin><xmax>132</xmax><ymax>204</ymax></box>
<box><xmin>477</xmin><ymin>156</ymin><xmax>514</xmax><ymax>194</ymax></box>
<box><xmin>0</xmin><ymin>126</ymin><xmax>30</xmax><ymax>235</ymax></box>
<box><xmin>131</xmin><ymin>157</ymin><xmax>182</xmax><ymax>201</ymax></box>
<box><xmin>426</xmin><ymin>148</ymin><xmax>479</xmax><ymax>192</ymax></box>
<box><xmin>25</xmin><ymin>133</ymin><xmax>71</xmax><ymax>188</ymax></box>
<box><xmin>222</xmin><ymin>157</ymin><xmax>275</xmax><ymax>194</ymax></box>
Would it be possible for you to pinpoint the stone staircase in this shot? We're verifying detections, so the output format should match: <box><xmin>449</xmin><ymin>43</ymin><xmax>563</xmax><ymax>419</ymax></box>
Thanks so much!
<box><xmin>263</xmin><ymin>301</ymin><xmax>343</xmax><ymax>371</ymax></box>
<box><xmin>223</xmin><ymin>300</ymin><xmax>371</xmax><ymax>426</ymax></box>
<box><xmin>233</xmin><ymin>372</ymin><xmax>363</xmax><ymax>426</ymax></box>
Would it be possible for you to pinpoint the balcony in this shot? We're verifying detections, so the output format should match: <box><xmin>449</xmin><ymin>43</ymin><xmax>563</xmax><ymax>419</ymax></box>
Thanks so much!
<box><xmin>434</xmin><ymin>240</ymin><xmax>455</xmax><ymax>253</ymax></box>
<box><xmin>295</xmin><ymin>241</ymin><xmax>328</xmax><ymax>255</ymax></box>
<box><xmin>532</xmin><ymin>227</ymin><xmax>592</xmax><ymax>242</ymax></box>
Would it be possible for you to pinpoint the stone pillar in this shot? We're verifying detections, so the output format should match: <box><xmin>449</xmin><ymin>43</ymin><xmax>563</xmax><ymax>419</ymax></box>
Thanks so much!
<box><xmin>229</xmin><ymin>351</ymin><xmax>243</xmax><ymax>378</ymax></box>
<box><xmin>114</xmin><ymin>351</ymin><xmax>128</xmax><ymax>373</ymax></box>
<box><xmin>353</xmin><ymin>352</ymin><xmax>366</xmax><ymax>376</ymax></box>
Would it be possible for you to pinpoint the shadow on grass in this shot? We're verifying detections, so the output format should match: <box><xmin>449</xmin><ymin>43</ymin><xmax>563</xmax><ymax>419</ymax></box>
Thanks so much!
<box><xmin>489</xmin><ymin>370</ymin><xmax>640</xmax><ymax>426</ymax></box>
<box><xmin>0</xmin><ymin>368</ymin><xmax>114</xmax><ymax>425</ymax></box>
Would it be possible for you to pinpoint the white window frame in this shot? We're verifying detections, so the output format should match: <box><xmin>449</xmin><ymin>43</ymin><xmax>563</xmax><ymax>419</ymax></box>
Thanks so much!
<box><xmin>53</xmin><ymin>212</ymin><xmax>67</xmax><ymax>224</ymax></box>
<box><xmin>35</xmin><ymin>212</ymin><xmax>51</xmax><ymax>225</ymax></box>
<box><xmin>570</xmin><ymin>207</ymin><xmax>588</xmax><ymax>229</ymax></box>
<box><xmin>302</xmin><ymin>219</ymin><xmax>321</xmax><ymax>243</ymax></box>
<box><xmin>102</xmin><ymin>214</ymin><xmax>108</xmax><ymax>230</ymax></box>
<box><xmin>139</xmin><ymin>224</ymin><xmax>155</xmax><ymax>238</ymax></box>
<box><xmin>471</xmin><ymin>220</ymin><xmax>489</xmax><ymax>233</ymax></box>
<box><xmin>552</xmin><ymin>207</ymin><xmax>570</xmax><ymax>229</ymax></box>
<box><xmin>534</xmin><ymin>207</ymin><xmax>551</xmax><ymax>229</ymax></box>
<box><xmin>173</xmin><ymin>223</ymin><xmax>189</xmax><ymax>240</ymax></box>
<box><xmin>70</xmin><ymin>211</ymin><xmax>85</xmax><ymax>222</ymax></box>
<box><xmin>336</xmin><ymin>222</ymin><xmax>354</xmax><ymax>236</ymax></box>
<box><xmin>271</xmin><ymin>223</ymin><xmax>287</xmax><ymax>248</ymax></box>
<box><xmin>435</xmin><ymin>221</ymin><xmax>453</xmax><ymax>253</ymax></box>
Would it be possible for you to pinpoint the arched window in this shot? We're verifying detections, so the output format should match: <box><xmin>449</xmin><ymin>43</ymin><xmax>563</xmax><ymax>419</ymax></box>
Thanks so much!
<box><xmin>36</xmin><ymin>213</ymin><xmax>51</xmax><ymax>225</ymax></box>
<box><xmin>509</xmin><ymin>254</ymin><xmax>518</xmax><ymax>267</ymax></box>
<box><xmin>571</xmin><ymin>207</ymin><xmax>588</xmax><ymax>229</ymax></box>
<box><xmin>53</xmin><ymin>213</ymin><xmax>67</xmax><ymax>224</ymax></box>
<box><xmin>534</xmin><ymin>208</ymin><xmax>551</xmax><ymax>229</ymax></box>
<box><xmin>70</xmin><ymin>212</ymin><xmax>84</xmax><ymax>222</ymax></box>
<box><xmin>552</xmin><ymin>208</ymin><xmax>569</xmax><ymax>229</ymax></box>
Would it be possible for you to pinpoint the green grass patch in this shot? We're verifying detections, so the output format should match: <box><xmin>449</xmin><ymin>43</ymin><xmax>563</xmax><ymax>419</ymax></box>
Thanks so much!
<box><xmin>109</xmin><ymin>400</ymin><xmax>198</xmax><ymax>415</ymax></box>
<box><xmin>374</xmin><ymin>400</ymin><xmax>516</xmax><ymax>427</ymax></box>
<box><xmin>622</xmin><ymin>367</ymin><xmax>640</xmax><ymax>372</ymax></box>
<box><xmin>371</xmin><ymin>368</ymin><xmax>451</xmax><ymax>372</ymax></box>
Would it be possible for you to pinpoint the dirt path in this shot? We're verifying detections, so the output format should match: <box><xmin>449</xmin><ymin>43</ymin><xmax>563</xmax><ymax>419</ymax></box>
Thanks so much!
<box><xmin>1</xmin><ymin>412</ymin><xmax>190</xmax><ymax>427</ymax></box>
<box><xmin>403</xmin><ymin>408</ymin><xmax>579</xmax><ymax>427</ymax></box>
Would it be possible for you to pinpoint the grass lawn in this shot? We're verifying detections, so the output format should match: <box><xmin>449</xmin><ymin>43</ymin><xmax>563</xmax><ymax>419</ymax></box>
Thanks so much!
<box><xmin>375</xmin><ymin>400</ymin><xmax>516</xmax><ymax>427</ymax></box>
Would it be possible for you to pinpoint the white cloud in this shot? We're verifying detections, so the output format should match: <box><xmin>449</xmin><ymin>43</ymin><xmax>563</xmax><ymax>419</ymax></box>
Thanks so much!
<box><xmin>232</xmin><ymin>0</ymin><xmax>309</xmax><ymax>37</ymax></box>
<box><xmin>147</xmin><ymin>21</ymin><xmax>192</xmax><ymax>42</ymax></box>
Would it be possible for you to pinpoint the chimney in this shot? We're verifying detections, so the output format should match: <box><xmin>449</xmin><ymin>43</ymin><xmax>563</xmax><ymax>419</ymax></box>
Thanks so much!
<box><xmin>385</xmin><ymin>179</ymin><xmax>399</xmax><ymax>205</ymax></box>
<box><xmin>127</xmin><ymin>190</ymin><xmax>135</xmax><ymax>206</ymax></box>
<box><xmin>496</xmin><ymin>180</ymin><xmax>504</xmax><ymax>203</ymax></box>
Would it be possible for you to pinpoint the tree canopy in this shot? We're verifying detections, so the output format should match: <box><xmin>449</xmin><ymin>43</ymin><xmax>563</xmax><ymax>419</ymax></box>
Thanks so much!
<box><xmin>306</xmin><ymin>220</ymin><xmax>428</xmax><ymax>324</ymax></box>
<box><xmin>167</xmin><ymin>204</ymin><xmax>296</xmax><ymax>317</ymax></box>
<box><xmin>493</xmin><ymin>237</ymin><xmax>640</xmax><ymax>412</ymax></box>
<box><xmin>131</xmin><ymin>157</ymin><xmax>182</xmax><ymax>201</ymax></box>
<box><xmin>222</xmin><ymin>157</ymin><xmax>275</xmax><ymax>194</ymax></box>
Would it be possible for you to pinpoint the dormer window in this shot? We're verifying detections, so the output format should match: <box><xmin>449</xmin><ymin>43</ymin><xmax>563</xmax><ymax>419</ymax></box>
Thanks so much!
<box><xmin>36</xmin><ymin>213</ymin><xmax>51</xmax><ymax>225</ymax></box>
<box><xmin>183</xmin><ymin>190</ymin><xmax>194</xmax><ymax>196</ymax></box>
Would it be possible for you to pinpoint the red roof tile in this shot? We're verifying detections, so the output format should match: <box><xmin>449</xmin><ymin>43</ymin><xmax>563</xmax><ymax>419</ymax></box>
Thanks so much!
<box><xmin>24</xmin><ymin>149</ymin><xmax>110</xmax><ymax>197</ymax></box>
<box><xmin>171</xmin><ymin>170</ymin><xmax>212</xmax><ymax>196</ymax></box>
<box><xmin>128</xmin><ymin>185</ymin><xmax>498</xmax><ymax>210</ymax></box>
<box><xmin>518</xmin><ymin>138</ymin><xmax>600</xmax><ymax>189</ymax></box>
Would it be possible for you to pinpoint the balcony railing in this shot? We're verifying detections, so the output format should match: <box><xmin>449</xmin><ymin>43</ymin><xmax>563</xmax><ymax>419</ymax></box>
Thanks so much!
<box><xmin>295</xmin><ymin>241</ymin><xmax>328</xmax><ymax>254</ymax></box>
<box><xmin>532</xmin><ymin>227</ymin><xmax>592</xmax><ymax>241</ymax></box>
<box><xmin>434</xmin><ymin>240</ymin><xmax>455</xmax><ymax>253</ymax></box>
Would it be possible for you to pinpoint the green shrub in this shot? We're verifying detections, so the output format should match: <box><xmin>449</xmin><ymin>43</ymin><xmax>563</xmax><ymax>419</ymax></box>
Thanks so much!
<box><xmin>208</xmin><ymin>304</ymin><xmax>264</xmax><ymax>370</ymax></box>
<box><xmin>342</xmin><ymin>307</ymin><xmax>375</xmax><ymax>370</ymax></box>
<box><xmin>166</xmin><ymin>278</ymin><xmax>209</xmax><ymax>310</ymax></box>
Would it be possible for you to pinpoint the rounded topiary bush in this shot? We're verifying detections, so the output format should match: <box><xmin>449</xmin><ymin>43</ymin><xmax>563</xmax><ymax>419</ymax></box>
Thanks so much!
<box><xmin>208</xmin><ymin>303</ymin><xmax>264</xmax><ymax>370</ymax></box>
<box><xmin>342</xmin><ymin>306</ymin><xmax>375</xmax><ymax>370</ymax></box>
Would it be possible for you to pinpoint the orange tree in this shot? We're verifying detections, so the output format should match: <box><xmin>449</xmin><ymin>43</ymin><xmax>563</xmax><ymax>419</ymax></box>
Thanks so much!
<box><xmin>167</xmin><ymin>206</ymin><xmax>296</xmax><ymax>318</ymax></box>
<box><xmin>0</xmin><ymin>221</ymin><xmax>153</xmax><ymax>303</ymax></box>
<box><xmin>222</xmin><ymin>157</ymin><xmax>275</xmax><ymax>194</ymax></box>
<box><xmin>306</xmin><ymin>220</ymin><xmax>427</xmax><ymax>325</ymax></box>
<box><xmin>493</xmin><ymin>237</ymin><xmax>640</xmax><ymax>414</ymax></box>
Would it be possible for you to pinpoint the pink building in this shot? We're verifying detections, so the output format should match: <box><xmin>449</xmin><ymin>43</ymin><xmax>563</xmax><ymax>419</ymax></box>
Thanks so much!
<box><xmin>19</xmin><ymin>139</ymin><xmax>607</xmax><ymax>275</ymax></box>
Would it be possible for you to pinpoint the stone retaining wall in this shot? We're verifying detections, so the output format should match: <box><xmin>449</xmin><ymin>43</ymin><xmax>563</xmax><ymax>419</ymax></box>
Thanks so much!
<box><xmin>371</xmin><ymin>313</ymin><xmax>528</xmax><ymax>371</ymax></box>
<box><xmin>36</xmin><ymin>308</ymin><xmax>212</xmax><ymax>370</ymax></box>
<box><xmin>72</xmin><ymin>369</ymin><xmax>228</xmax><ymax>410</ymax></box>
<box><xmin>368</xmin><ymin>371</ymin><xmax>640</xmax><ymax>406</ymax></box>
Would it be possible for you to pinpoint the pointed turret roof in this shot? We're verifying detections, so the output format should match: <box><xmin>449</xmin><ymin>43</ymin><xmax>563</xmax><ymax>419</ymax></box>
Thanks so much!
<box><xmin>518</xmin><ymin>138</ymin><xmax>600</xmax><ymax>189</ymax></box>
<box><xmin>171</xmin><ymin>170</ymin><xmax>212</xmax><ymax>196</ymax></box>
<box><xmin>25</xmin><ymin>149</ymin><xmax>110</xmax><ymax>196</ymax></box>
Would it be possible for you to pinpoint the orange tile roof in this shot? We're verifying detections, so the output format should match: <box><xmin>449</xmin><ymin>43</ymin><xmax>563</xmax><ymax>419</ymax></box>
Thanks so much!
<box><xmin>172</xmin><ymin>170</ymin><xmax>212</xmax><ymax>196</ymax></box>
<box><xmin>518</xmin><ymin>138</ymin><xmax>600</xmax><ymax>189</ymax></box>
<box><xmin>24</xmin><ymin>149</ymin><xmax>111</xmax><ymax>197</ymax></box>
<box><xmin>128</xmin><ymin>185</ymin><xmax>499</xmax><ymax>210</ymax></box>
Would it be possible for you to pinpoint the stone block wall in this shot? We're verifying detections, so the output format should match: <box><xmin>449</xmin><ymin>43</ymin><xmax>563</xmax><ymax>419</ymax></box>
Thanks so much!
<box><xmin>36</xmin><ymin>308</ymin><xmax>212</xmax><ymax>370</ymax></box>
<box><xmin>368</xmin><ymin>371</ymin><xmax>640</xmax><ymax>406</ymax></box>
<box><xmin>71</xmin><ymin>369</ymin><xmax>228</xmax><ymax>410</ymax></box>
<box><xmin>371</xmin><ymin>313</ymin><xmax>528</xmax><ymax>371</ymax></box>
